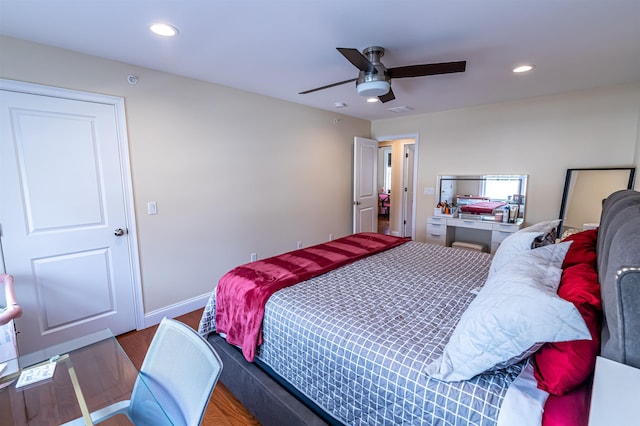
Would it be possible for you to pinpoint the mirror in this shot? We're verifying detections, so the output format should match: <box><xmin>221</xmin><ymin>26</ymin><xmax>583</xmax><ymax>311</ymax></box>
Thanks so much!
<box><xmin>558</xmin><ymin>167</ymin><xmax>636</xmax><ymax>238</ymax></box>
<box><xmin>437</xmin><ymin>175</ymin><xmax>528</xmax><ymax>222</ymax></box>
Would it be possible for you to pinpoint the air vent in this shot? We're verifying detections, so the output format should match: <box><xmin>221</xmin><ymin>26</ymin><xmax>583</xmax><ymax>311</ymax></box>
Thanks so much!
<box><xmin>387</xmin><ymin>106</ymin><xmax>414</xmax><ymax>113</ymax></box>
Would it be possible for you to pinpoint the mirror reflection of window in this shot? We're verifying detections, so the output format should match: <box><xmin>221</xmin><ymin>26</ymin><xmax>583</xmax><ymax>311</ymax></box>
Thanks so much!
<box><xmin>437</xmin><ymin>175</ymin><xmax>528</xmax><ymax>221</ymax></box>
<box><xmin>482</xmin><ymin>176</ymin><xmax>525</xmax><ymax>200</ymax></box>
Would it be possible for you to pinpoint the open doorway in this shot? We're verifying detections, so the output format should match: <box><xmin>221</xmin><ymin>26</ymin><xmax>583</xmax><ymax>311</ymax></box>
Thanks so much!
<box><xmin>376</xmin><ymin>137</ymin><xmax>416</xmax><ymax>238</ymax></box>
<box><xmin>377</xmin><ymin>146</ymin><xmax>392</xmax><ymax>235</ymax></box>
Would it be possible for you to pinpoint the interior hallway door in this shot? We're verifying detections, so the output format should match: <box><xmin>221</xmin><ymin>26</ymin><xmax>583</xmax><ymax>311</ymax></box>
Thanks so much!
<box><xmin>0</xmin><ymin>80</ymin><xmax>140</xmax><ymax>355</ymax></box>
<box><xmin>402</xmin><ymin>144</ymin><xmax>415</xmax><ymax>238</ymax></box>
<box><xmin>353</xmin><ymin>137</ymin><xmax>378</xmax><ymax>233</ymax></box>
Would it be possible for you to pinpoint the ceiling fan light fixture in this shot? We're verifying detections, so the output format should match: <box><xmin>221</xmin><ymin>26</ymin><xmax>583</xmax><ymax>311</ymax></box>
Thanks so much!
<box><xmin>357</xmin><ymin>80</ymin><xmax>390</xmax><ymax>97</ymax></box>
<box><xmin>150</xmin><ymin>23</ymin><xmax>179</xmax><ymax>37</ymax></box>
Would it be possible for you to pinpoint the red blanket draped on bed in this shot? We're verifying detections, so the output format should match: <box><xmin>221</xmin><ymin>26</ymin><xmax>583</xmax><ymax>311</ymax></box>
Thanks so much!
<box><xmin>215</xmin><ymin>232</ymin><xmax>409</xmax><ymax>362</ymax></box>
<box><xmin>460</xmin><ymin>201</ymin><xmax>507</xmax><ymax>214</ymax></box>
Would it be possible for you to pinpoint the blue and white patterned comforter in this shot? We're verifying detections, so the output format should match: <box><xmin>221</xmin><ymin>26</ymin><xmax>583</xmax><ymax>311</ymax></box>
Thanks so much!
<box><xmin>199</xmin><ymin>241</ymin><xmax>524</xmax><ymax>425</ymax></box>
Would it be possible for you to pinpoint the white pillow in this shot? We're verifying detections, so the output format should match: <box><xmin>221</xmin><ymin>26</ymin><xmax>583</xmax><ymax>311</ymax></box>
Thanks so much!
<box><xmin>521</xmin><ymin>219</ymin><xmax>561</xmax><ymax>233</ymax></box>
<box><xmin>488</xmin><ymin>219</ymin><xmax>562</xmax><ymax>278</ymax></box>
<box><xmin>425</xmin><ymin>241</ymin><xmax>590</xmax><ymax>382</ymax></box>
<box><xmin>488</xmin><ymin>231</ymin><xmax>544</xmax><ymax>278</ymax></box>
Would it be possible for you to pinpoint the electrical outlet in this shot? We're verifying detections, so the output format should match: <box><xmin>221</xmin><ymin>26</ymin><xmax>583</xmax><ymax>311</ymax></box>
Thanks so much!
<box><xmin>250</xmin><ymin>253</ymin><xmax>257</xmax><ymax>262</ymax></box>
<box><xmin>329</xmin><ymin>233</ymin><xmax>334</xmax><ymax>241</ymax></box>
<box><xmin>297</xmin><ymin>241</ymin><xmax>302</xmax><ymax>249</ymax></box>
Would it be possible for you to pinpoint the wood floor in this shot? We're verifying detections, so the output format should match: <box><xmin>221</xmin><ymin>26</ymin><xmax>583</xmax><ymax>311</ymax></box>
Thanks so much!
<box><xmin>116</xmin><ymin>309</ymin><xmax>261</xmax><ymax>426</ymax></box>
<box><xmin>378</xmin><ymin>214</ymin><xmax>390</xmax><ymax>235</ymax></box>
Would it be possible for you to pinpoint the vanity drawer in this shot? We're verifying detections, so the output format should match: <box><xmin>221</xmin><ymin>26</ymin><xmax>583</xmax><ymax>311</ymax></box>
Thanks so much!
<box><xmin>490</xmin><ymin>222</ymin><xmax>523</xmax><ymax>253</ymax></box>
<box><xmin>427</xmin><ymin>222</ymin><xmax>447</xmax><ymax>237</ymax></box>
<box><xmin>426</xmin><ymin>233</ymin><xmax>446</xmax><ymax>246</ymax></box>
<box><xmin>427</xmin><ymin>216</ymin><xmax>447</xmax><ymax>226</ymax></box>
<box><xmin>447</xmin><ymin>218</ymin><xmax>493</xmax><ymax>231</ymax></box>
<box><xmin>426</xmin><ymin>217</ymin><xmax>447</xmax><ymax>245</ymax></box>
<box><xmin>492</xmin><ymin>222</ymin><xmax>521</xmax><ymax>233</ymax></box>
<box><xmin>492</xmin><ymin>229</ymin><xmax>514</xmax><ymax>244</ymax></box>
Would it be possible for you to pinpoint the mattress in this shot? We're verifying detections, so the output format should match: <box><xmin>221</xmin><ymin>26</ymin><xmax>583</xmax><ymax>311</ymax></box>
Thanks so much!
<box><xmin>199</xmin><ymin>241</ymin><xmax>524</xmax><ymax>425</ymax></box>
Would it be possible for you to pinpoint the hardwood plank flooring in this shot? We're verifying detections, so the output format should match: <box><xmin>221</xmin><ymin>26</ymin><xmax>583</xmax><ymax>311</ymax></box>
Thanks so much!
<box><xmin>116</xmin><ymin>309</ymin><xmax>260</xmax><ymax>426</ymax></box>
<box><xmin>378</xmin><ymin>215</ymin><xmax>390</xmax><ymax>235</ymax></box>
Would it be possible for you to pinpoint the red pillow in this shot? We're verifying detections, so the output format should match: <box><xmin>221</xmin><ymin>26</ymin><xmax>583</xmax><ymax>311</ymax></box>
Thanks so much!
<box><xmin>542</xmin><ymin>376</ymin><xmax>593</xmax><ymax>426</ymax></box>
<box><xmin>533</xmin><ymin>263</ymin><xmax>602</xmax><ymax>395</ymax></box>
<box><xmin>557</xmin><ymin>262</ymin><xmax>601</xmax><ymax>310</ymax></box>
<box><xmin>561</xmin><ymin>228</ymin><xmax>598</xmax><ymax>269</ymax></box>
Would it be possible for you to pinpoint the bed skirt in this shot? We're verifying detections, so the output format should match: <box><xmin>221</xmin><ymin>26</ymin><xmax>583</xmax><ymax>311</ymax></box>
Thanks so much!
<box><xmin>207</xmin><ymin>333</ymin><xmax>333</xmax><ymax>426</ymax></box>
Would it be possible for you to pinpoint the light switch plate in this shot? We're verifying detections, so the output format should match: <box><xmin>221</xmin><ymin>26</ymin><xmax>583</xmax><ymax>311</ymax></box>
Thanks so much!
<box><xmin>147</xmin><ymin>201</ymin><xmax>157</xmax><ymax>215</ymax></box>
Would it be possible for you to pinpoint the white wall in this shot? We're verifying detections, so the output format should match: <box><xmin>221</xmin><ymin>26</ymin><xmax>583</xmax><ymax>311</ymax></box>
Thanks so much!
<box><xmin>0</xmin><ymin>36</ymin><xmax>370</xmax><ymax>315</ymax></box>
<box><xmin>2</xmin><ymin>35</ymin><xmax>639</xmax><ymax>319</ymax></box>
<box><xmin>372</xmin><ymin>83</ymin><xmax>640</xmax><ymax>242</ymax></box>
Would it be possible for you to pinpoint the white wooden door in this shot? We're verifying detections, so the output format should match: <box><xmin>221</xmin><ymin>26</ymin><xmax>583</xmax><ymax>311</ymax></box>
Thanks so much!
<box><xmin>353</xmin><ymin>137</ymin><xmax>378</xmax><ymax>233</ymax></box>
<box><xmin>402</xmin><ymin>144</ymin><xmax>416</xmax><ymax>238</ymax></box>
<box><xmin>0</xmin><ymin>82</ymin><xmax>139</xmax><ymax>355</ymax></box>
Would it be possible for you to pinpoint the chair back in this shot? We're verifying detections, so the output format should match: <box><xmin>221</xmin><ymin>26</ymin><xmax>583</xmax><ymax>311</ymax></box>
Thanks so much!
<box><xmin>130</xmin><ymin>318</ymin><xmax>223</xmax><ymax>426</ymax></box>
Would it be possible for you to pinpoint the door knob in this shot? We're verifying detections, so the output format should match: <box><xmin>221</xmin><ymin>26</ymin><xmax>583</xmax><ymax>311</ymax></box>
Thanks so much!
<box><xmin>114</xmin><ymin>228</ymin><xmax>126</xmax><ymax>236</ymax></box>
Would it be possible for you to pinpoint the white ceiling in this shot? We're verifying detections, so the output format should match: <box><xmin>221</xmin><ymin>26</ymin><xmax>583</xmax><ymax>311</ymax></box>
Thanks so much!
<box><xmin>1</xmin><ymin>0</ymin><xmax>639</xmax><ymax>121</ymax></box>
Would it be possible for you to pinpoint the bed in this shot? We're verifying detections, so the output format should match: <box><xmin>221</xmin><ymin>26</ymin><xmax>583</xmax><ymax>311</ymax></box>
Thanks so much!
<box><xmin>198</xmin><ymin>189</ymin><xmax>640</xmax><ymax>426</ymax></box>
<box><xmin>458</xmin><ymin>200</ymin><xmax>507</xmax><ymax>215</ymax></box>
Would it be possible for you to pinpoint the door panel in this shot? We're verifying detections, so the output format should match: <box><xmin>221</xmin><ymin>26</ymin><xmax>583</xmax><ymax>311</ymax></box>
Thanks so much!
<box><xmin>17</xmin><ymin>112</ymin><xmax>104</xmax><ymax>230</ymax></box>
<box><xmin>356</xmin><ymin>206</ymin><xmax>376</xmax><ymax>234</ymax></box>
<box><xmin>1</xmin><ymin>87</ymin><xmax>138</xmax><ymax>355</ymax></box>
<box><xmin>353</xmin><ymin>137</ymin><xmax>378</xmax><ymax>233</ymax></box>
<box><xmin>33</xmin><ymin>249</ymin><xmax>113</xmax><ymax>329</ymax></box>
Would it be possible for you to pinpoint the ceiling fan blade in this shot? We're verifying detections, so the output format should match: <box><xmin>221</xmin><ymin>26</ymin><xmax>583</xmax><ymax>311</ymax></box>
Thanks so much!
<box><xmin>337</xmin><ymin>48</ymin><xmax>378</xmax><ymax>74</ymax></box>
<box><xmin>378</xmin><ymin>88</ymin><xmax>395</xmax><ymax>103</ymax></box>
<box><xmin>298</xmin><ymin>77</ymin><xmax>358</xmax><ymax>95</ymax></box>
<box><xmin>388</xmin><ymin>61</ymin><xmax>466</xmax><ymax>79</ymax></box>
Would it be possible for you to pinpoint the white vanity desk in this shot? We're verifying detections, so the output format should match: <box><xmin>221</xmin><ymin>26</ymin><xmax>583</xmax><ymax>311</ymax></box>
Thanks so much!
<box><xmin>426</xmin><ymin>215</ymin><xmax>523</xmax><ymax>254</ymax></box>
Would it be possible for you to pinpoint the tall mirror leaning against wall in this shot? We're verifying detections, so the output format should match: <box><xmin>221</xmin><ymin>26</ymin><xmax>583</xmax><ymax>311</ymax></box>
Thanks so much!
<box><xmin>437</xmin><ymin>175</ymin><xmax>528</xmax><ymax>222</ymax></box>
<box><xmin>558</xmin><ymin>167</ymin><xmax>636</xmax><ymax>238</ymax></box>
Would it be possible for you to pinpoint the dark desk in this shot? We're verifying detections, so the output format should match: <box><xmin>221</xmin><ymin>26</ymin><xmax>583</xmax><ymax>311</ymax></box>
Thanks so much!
<box><xmin>0</xmin><ymin>329</ymin><xmax>167</xmax><ymax>425</ymax></box>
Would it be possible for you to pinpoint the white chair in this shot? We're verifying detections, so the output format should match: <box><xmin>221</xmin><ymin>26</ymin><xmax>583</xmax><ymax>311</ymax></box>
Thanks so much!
<box><xmin>63</xmin><ymin>318</ymin><xmax>223</xmax><ymax>426</ymax></box>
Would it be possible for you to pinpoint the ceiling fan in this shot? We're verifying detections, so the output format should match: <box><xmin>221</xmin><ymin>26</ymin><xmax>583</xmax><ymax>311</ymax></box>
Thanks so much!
<box><xmin>299</xmin><ymin>46</ymin><xmax>466</xmax><ymax>103</ymax></box>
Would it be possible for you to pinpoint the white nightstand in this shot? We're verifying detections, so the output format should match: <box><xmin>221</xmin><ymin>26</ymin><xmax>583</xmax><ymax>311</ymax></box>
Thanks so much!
<box><xmin>588</xmin><ymin>356</ymin><xmax>640</xmax><ymax>426</ymax></box>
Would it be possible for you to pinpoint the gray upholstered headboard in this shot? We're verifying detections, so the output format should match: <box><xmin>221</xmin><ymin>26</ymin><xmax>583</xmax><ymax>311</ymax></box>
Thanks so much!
<box><xmin>597</xmin><ymin>189</ymin><xmax>640</xmax><ymax>368</ymax></box>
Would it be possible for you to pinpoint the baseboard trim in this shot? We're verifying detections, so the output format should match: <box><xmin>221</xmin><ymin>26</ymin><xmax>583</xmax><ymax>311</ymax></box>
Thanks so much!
<box><xmin>142</xmin><ymin>293</ymin><xmax>211</xmax><ymax>329</ymax></box>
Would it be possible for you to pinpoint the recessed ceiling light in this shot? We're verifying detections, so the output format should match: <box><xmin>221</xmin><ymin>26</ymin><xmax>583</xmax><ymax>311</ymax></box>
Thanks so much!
<box><xmin>334</xmin><ymin>102</ymin><xmax>347</xmax><ymax>108</ymax></box>
<box><xmin>150</xmin><ymin>23</ymin><xmax>179</xmax><ymax>37</ymax></box>
<box><xmin>366</xmin><ymin>97</ymin><xmax>379</xmax><ymax>103</ymax></box>
<box><xmin>513</xmin><ymin>64</ymin><xmax>534</xmax><ymax>73</ymax></box>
